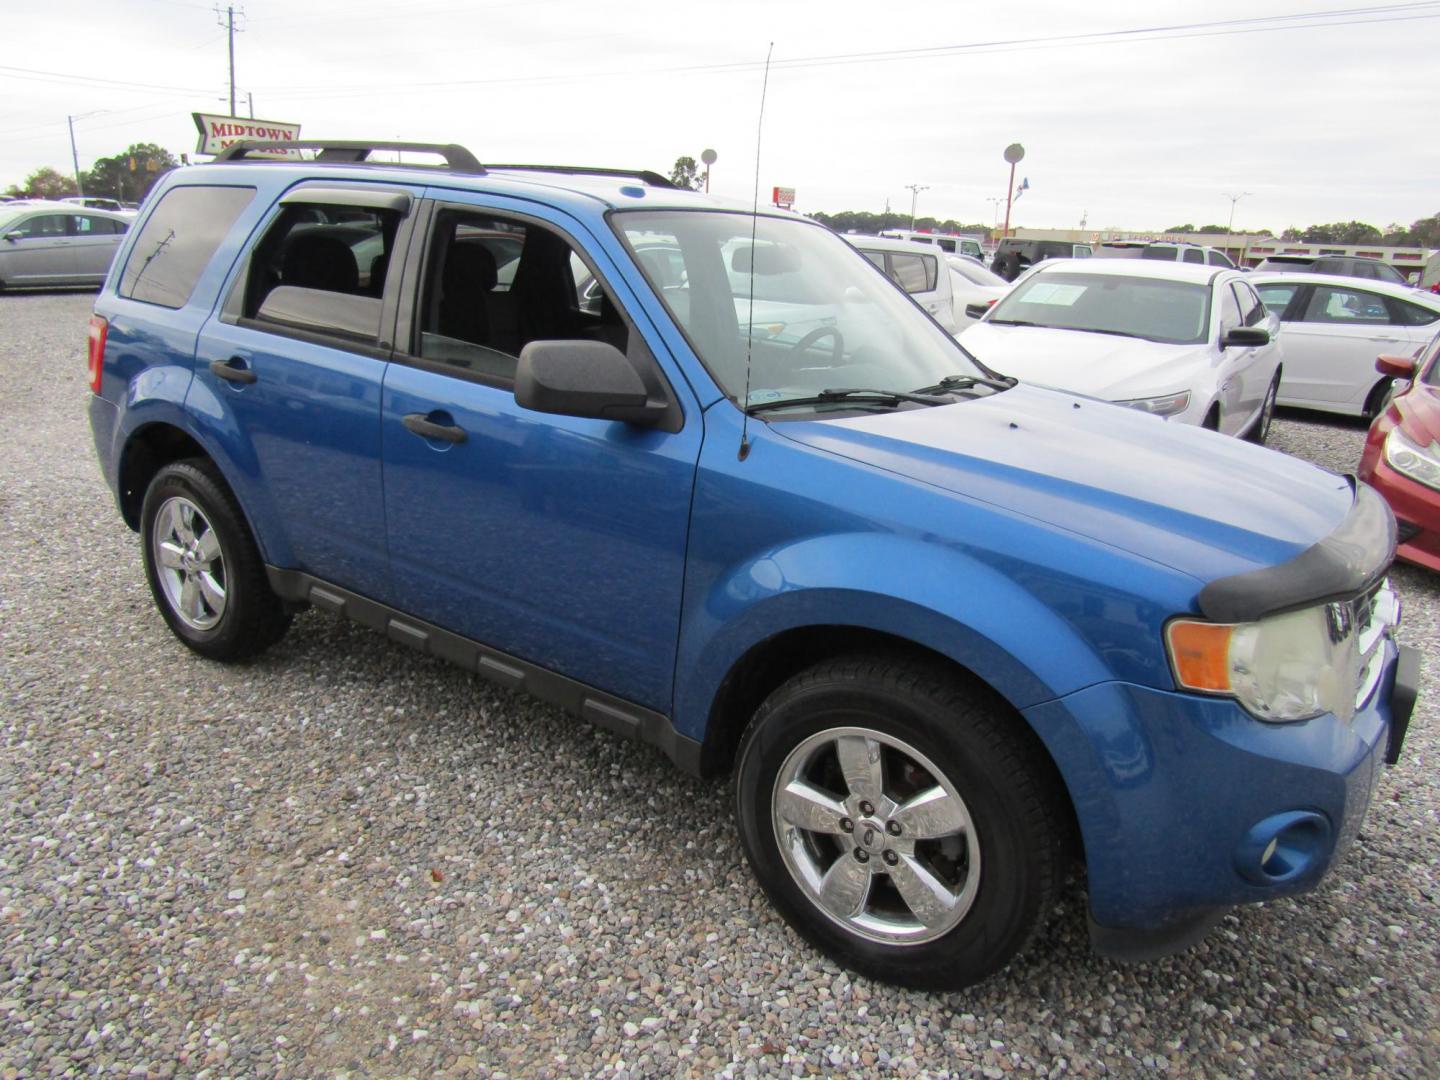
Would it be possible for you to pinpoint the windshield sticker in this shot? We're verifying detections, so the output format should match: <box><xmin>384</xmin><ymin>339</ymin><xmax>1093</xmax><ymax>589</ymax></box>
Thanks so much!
<box><xmin>1022</xmin><ymin>283</ymin><xmax>1086</xmax><ymax>306</ymax></box>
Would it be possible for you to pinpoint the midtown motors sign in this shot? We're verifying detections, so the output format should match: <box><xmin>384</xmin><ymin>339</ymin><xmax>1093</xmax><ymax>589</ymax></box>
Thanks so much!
<box><xmin>192</xmin><ymin>114</ymin><xmax>302</xmax><ymax>158</ymax></box>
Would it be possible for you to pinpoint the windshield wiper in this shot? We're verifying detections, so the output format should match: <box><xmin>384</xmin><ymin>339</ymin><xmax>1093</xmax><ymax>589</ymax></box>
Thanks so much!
<box><xmin>744</xmin><ymin>388</ymin><xmax>948</xmax><ymax>415</ymax></box>
<box><xmin>912</xmin><ymin>372</ymin><xmax>1015</xmax><ymax>395</ymax></box>
<box><xmin>987</xmin><ymin>318</ymin><xmax>1043</xmax><ymax>327</ymax></box>
<box><xmin>1052</xmin><ymin>326</ymin><xmax>1148</xmax><ymax>340</ymax></box>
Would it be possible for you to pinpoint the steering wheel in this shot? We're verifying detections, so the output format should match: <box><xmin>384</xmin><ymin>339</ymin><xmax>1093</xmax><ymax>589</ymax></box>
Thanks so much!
<box><xmin>789</xmin><ymin>325</ymin><xmax>844</xmax><ymax>365</ymax></box>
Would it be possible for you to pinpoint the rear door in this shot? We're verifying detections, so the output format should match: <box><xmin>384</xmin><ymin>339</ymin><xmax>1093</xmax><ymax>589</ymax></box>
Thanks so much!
<box><xmin>194</xmin><ymin>182</ymin><xmax>422</xmax><ymax>602</ymax></box>
<box><xmin>69</xmin><ymin>213</ymin><xmax>128</xmax><ymax>281</ymax></box>
<box><xmin>886</xmin><ymin>250</ymin><xmax>955</xmax><ymax>331</ymax></box>
<box><xmin>379</xmin><ymin>194</ymin><xmax>702</xmax><ymax>713</ymax></box>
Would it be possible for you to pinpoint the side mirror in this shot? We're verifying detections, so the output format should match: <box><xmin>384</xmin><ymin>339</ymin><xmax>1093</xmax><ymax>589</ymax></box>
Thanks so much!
<box><xmin>1376</xmin><ymin>353</ymin><xmax>1417</xmax><ymax>378</ymax></box>
<box><xmin>1220</xmin><ymin>326</ymin><xmax>1270</xmax><ymax>348</ymax></box>
<box><xmin>965</xmin><ymin>302</ymin><xmax>992</xmax><ymax>320</ymax></box>
<box><xmin>3</xmin><ymin>231</ymin><xmax>22</xmax><ymax>242</ymax></box>
<box><xmin>515</xmin><ymin>340</ymin><xmax>666</xmax><ymax>426</ymax></box>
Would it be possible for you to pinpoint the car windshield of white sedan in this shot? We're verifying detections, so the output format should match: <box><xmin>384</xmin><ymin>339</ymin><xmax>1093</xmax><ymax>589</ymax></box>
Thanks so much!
<box><xmin>988</xmin><ymin>272</ymin><xmax>1212</xmax><ymax>345</ymax></box>
<box><xmin>614</xmin><ymin>211</ymin><xmax>988</xmax><ymax>411</ymax></box>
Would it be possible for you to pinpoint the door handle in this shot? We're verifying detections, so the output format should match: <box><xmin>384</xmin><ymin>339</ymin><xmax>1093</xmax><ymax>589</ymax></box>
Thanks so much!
<box><xmin>209</xmin><ymin>357</ymin><xmax>257</xmax><ymax>384</ymax></box>
<box><xmin>403</xmin><ymin>413</ymin><xmax>467</xmax><ymax>443</ymax></box>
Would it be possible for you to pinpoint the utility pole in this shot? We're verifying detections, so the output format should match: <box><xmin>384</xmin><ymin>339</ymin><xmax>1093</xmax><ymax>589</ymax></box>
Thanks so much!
<box><xmin>217</xmin><ymin>5</ymin><xmax>244</xmax><ymax>116</ymax></box>
<box><xmin>67</xmin><ymin>115</ymin><xmax>83</xmax><ymax>196</ymax></box>
<box><xmin>904</xmin><ymin>183</ymin><xmax>929</xmax><ymax>231</ymax></box>
<box><xmin>986</xmin><ymin>196</ymin><xmax>1003</xmax><ymax>229</ymax></box>
<box><xmin>1224</xmin><ymin>191</ymin><xmax>1252</xmax><ymax>234</ymax></box>
<box><xmin>247</xmin><ymin>91</ymin><xmax>254</xmax><ymax>119</ymax></box>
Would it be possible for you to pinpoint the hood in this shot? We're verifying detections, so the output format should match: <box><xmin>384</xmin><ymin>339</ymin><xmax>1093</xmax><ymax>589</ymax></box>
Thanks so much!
<box><xmin>776</xmin><ymin>384</ymin><xmax>1354</xmax><ymax>583</ymax></box>
<box><xmin>958</xmin><ymin>322</ymin><xmax>1209</xmax><ymax>400</ymax></box>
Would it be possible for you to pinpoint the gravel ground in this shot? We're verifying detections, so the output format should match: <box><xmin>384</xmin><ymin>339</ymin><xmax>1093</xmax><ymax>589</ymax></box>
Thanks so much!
<box><xmin>1</xmin><ymin>290</ymin><xmax>1436</xmax><ymax>1078</ymax></box>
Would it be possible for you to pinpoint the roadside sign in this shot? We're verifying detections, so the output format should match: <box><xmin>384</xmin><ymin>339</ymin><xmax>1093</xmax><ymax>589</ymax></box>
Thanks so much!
<box><xmin>772</xmin><ymin>186</ymin><xmax>795</xmax><ymax>209</ymax></box>
<box><xmin>192</xmin><ymin>113</ymin><xmax>303</xmax><ymax>158</ymax></box>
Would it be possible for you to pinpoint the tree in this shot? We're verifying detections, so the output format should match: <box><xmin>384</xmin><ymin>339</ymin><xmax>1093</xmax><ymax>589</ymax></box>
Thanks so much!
<box><xmin>86</xmin><ymin>143</ymin><xmax>179</xmax><ymax>203</ymax></box>
<box><xmin>1300</xmin><ymin>221</ymin><xmax>1381</xmax><ymax>245</ymax></box>
<box><xmin>669</xmin><ymin>156</ymin><xmax>702</xmax><ymax>191</ymax></box>
<box><xmin>18</xmin><ymin>166</ymin><xmax>77</xmax><ymax>199</ymax></box>
<box><xmin>1165</xmin><ymin>223</ymin><xmax>1196</xmax><ymax>234</ymax></box>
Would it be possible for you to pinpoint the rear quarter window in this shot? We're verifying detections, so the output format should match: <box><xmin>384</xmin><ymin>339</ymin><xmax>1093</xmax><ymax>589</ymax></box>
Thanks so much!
<box><xmin>119</xmin><ymin>185</ymin><xmax>256</xmax><ymax>309</ymax></box>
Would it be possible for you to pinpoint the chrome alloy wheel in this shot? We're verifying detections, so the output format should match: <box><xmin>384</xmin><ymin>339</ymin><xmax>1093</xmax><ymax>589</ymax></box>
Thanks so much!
<box><xmin>770</xmin><ymin>726</ymin><xmax>981</xmax><ymax>945</ymax></box>
<box><xmin>152</xmin><ymin>496</ymin><xmax>227</xmax><ymax>631</ymax></box>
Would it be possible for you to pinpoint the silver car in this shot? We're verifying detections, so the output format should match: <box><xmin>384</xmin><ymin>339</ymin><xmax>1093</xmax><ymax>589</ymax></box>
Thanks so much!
<box><xmin>0</xmin><ymin>200</ymin><xmax>130</xmax><ymax>289</ymax></box>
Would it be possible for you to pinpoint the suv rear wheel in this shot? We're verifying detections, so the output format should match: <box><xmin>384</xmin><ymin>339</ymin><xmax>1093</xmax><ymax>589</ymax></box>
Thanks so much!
<box><xmin>140</xmin><ymin>459</ymin><xmax>290</xmax><ymax>660</ymax></box>
<box><xmin>734</xmin><ymin>655</ymin><xmax>1064</xmax><ymax>990</ymax></box>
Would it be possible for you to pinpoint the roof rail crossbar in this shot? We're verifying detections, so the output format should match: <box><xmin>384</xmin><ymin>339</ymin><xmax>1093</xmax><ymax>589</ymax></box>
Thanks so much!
<box><xmin>485</xmin><ymin>164</ymin><xmax>677</xmax><ymax>189</ymax></box>
<box><xmin>213</xmin><ymin>140</ymin><xmax>485</xmax><ymax>173</ymax></box>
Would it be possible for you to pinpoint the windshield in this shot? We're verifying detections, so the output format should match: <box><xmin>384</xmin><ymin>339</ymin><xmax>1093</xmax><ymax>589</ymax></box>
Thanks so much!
<box><xmin>987</xmin><ymin>271</ymin><xmax>1212</xmax><ymax>345</ymax></box>
<box><xmin>614</xmin><ymin>211</ymin><xmax>986</xmax><ymax>409</ymax></box>
<box><xmin>947</xmin><ymin>257</ymin><xmax>1007</xmax><ymax>288</ymax></box>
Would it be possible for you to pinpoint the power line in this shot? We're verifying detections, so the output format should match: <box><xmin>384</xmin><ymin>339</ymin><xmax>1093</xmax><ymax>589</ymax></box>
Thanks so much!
<box><xmin>253</xmin><ymin>2</ymin><xmax>1440</xmax><ymax>99</ymax></box>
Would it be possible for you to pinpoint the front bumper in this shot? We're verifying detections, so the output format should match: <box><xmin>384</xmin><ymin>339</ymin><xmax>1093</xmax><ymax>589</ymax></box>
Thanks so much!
<box><xmin>1364</xmin><ymin>456</ymin><xmax>1440</xmax><ymax>573</ymax></box>
<box><xmin>1022</xmin><ymin>640</ymin><xmax>1419</xmax><ymax>957</ymax></box>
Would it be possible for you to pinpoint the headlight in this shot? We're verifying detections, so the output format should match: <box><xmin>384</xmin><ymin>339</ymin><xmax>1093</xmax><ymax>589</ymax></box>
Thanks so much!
<box><xmin>1165</xmin><ymin>587</ymin><xmax>1398</xmax><ymax>723</ymax></box>
<box><xmin>1383</xmin><ymin>427</ymin><xmax>1440</xmax><ymax>491</ymax></box>
<box><xmin>1116</xmin><ymin>391</ymin><xmax>1191</xmax><ymax>417</ymax></box>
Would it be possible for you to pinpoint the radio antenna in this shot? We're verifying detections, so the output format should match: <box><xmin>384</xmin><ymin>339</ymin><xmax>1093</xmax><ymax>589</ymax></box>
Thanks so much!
<box><xmin>738</xmin><ymin>41</ymin><xmax>774</xmax><ymax>463</ymax></box>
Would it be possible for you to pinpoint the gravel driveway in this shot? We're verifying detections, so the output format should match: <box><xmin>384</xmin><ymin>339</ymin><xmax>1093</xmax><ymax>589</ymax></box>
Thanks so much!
<box><xmin>2</xmin><ymin>291</ymin><xmax>1436</xmax><ymax>1078</ymax></box>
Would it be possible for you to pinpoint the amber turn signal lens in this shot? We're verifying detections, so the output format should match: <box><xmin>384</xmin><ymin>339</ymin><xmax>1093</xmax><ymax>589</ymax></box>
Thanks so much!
<box><xmin>1166</xmin><ymin>620</ymin><xmax>1234</xmax><ymax>692</ymax></box>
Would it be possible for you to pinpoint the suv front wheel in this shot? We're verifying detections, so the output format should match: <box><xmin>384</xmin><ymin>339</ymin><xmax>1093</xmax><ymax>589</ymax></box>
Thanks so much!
<box><xmin>734</xmin><ymin>655</ymin><xmax>1064</xmax><ymax>990</ymax></box>
<box><xmin>140</xmin><ymin>459</ymin><xmax>291</xmax><ymax>660</ymax></box>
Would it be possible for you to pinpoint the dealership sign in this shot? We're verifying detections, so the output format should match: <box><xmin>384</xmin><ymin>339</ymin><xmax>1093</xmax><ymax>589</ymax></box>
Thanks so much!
<box><xmin>772</xmin><ymin>186</ymin><xmax>796</xmax><ymax>209</ymax></box>
<box><xmin>192</xmin><ymin>114</ymin><xmax>302</xmax><ymax>158</ymax></box>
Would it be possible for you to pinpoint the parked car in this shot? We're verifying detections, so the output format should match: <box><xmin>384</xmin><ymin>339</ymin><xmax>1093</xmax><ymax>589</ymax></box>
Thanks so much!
<box><xmin>0</xmin><ymin>200</ymin><xmax>130</xmax><ymax>289</ymax></box>
<box><xmin>1420</xmin><ymin>250</ymin><xmax>1440</xmax><ymax>295</ymax></box>
<box><xmin>87</xmin><ymin>140</ymin><xmax>1416</xmax><ymax>991</ymax></box>
<box><xmin>1093</xmin><ymin>240</ymin><xmax>1235</xmax><ymax>268</ymax></box>
<box><xmin>1254</xmin><ymin>254</ymin><xmax>1408</xmax><ymax>286</ymax></box>
<box><xmin>878</xmin><ymin>229</ymin><xmax>986</xmax><ymax>261</ymax></box>
<box><xmin>989</xmin><ymin>237</ymin><xmax>1092</xmax><ymax>281</ymax></box>
<box><xmin>1251</xmin><ymin>272</ymin><xmax>1440</xmax><ymax>417</ymax></box>
<box><xmin>945</xmin><ymin>254</ymin><xmax>1009</xmax><ymax>327</ymax></box>
<box><xmin>845</xmin><ymin>235</ymin><xmax>957</xmax><ymax>331</ymax></box>
<box><xmin>958</xmin><ymin>259</ymin><xmax>1283</xmax><ymax>439</ymax></box>
<box><xmin>1358</xmin><ymin>331</ymin><xmax>1440</xmax><ymax>571</ymax></box>
<box><xmin>60</xmin><ymin>196</ymin><xmax>127</xmax><ymax>213</ymax></box>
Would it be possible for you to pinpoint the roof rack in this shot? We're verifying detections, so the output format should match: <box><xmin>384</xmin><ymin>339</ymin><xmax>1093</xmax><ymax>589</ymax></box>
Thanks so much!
<box><xmin>485</xmin><ymin>164</ymin><xmax>676</xmax><ymax>189</ymax></box>
<box><xmin>213</xmin><ymin>140</ymin><xmax>485</xmax><ymax>173</ymax></box>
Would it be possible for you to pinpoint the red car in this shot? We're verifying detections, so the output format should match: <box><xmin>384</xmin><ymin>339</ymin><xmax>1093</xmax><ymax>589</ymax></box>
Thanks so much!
<box><xmin>1359</xmin><ymin>331</ymin><xmax>1440</xmax><ymax>571</ymax></box>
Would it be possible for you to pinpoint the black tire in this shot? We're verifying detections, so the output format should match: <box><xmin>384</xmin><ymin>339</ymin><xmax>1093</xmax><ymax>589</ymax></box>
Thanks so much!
<box><xmin>1362</xmin><ymin>377</ymin><xmax>1394</xmax><ymax>421</ymax></box>
<box><xmin>734</xmin><ymin>655</ymin><xmax>1065</xmax><ymax>990</ymax></box>
<box><xmin>1244</xmin><ymin>373</ymin><xmax>1280</xmax><ymax>445</ymax></box>
<box><xmin>140</xmin><ymin>458</ymin><xmax>290</xmax><ymax>660</ymax></box>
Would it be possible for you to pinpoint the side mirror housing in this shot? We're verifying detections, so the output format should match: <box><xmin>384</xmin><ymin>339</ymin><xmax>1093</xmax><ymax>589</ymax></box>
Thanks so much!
<box><xmin>3</xmin><ymin>231</ymin><xmax>22</xmax><ymax>242</ymax></box>
<box><xmin>515</xmin><ymin>340</ymin><xmax>667</xmax><ymax>426</ymax></box>
<box><xmin>965</xmin><ymin>302</ymin><xmax>992</xmax><ymax>320</ymax></box>
<box><xmin>1376</xmin><ymin>353</ymin><xmax>1417</xmax><ymax>379</ymax></box>
<box><xmin>1220</xmin><ymin>326</ymin><xmax>1270</xmax><ymax>348</ymax></box>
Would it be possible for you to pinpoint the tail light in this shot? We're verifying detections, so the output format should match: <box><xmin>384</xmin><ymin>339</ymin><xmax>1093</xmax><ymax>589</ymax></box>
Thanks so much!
<box><xmin>87</xmin><ymin>315</ymin><xmax>108</xmax><ymax>394</ymax></box>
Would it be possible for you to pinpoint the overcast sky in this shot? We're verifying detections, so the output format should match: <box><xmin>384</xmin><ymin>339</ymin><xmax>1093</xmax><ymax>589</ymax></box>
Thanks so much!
<box><xmin>3</xmin><ymin>0</ymin><xmax>1437</xmax><ymax>233</ymax></box>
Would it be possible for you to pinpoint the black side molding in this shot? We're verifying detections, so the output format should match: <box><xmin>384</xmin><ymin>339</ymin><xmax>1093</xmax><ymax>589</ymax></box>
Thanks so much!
<box><xmin>1387</xmin><ymin>644</ymin><xmax>1421</xmax><ymax>765</ymax></box>
<box><xmin>1197</xmin><ymin>481</ymin><xmax>1396</xmax><ymax>623</ymax></box>
<box><xmin>266</xmin><ymin>567</ymin><xmax>702</xmax><ymax>775</ymax></box>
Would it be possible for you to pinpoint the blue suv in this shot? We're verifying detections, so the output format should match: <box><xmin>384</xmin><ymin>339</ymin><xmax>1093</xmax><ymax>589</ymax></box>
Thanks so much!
<box><xmin>87</xmin><ymin>141</ymin><xmax>1419</xmax><ymax>989</ymax></box>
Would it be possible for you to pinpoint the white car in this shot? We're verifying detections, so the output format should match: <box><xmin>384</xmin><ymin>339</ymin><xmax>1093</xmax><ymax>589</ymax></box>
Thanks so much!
<box><xmin>844</xmin><ymin>235</ymin><xmax>957</xmax><ymax>332</ymax></box>
<box><xmin>946</xmin><ymin>255</ymin><xmax>1009</xmax><ymax>327</ymax></box>
<box><xmin>1249</xmin><ymin>272</ymin><xmax>1440</xmax><ymax>417</ymax></box>
<box><xmin>958</xmin><ymin>259</ymin><xmax>1284</xmax><ymax>440</ymax></box>
<box><xmin>0</xmin><ymin>200</ymin><xmax>131</xmax><ymax>289</ymax></box>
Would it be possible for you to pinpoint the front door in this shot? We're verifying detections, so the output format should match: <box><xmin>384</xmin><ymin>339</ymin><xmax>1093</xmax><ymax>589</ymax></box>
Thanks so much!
<box><xmin>380</xmin><ymin>197</ymin><xmax>701</xmax><ymax>712</ymax></box>
<box><xmin>2</xmin><ymin>212</ymin><xmax>74</xmax><ymax>284</ymax></box>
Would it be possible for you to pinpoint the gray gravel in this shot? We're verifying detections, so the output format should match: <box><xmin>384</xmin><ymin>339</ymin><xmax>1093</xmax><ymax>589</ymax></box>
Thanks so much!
<box><xmin>2</xmin><ymin>290</ymin><xmax>1437</xmax><ymax>1078</ymax></box>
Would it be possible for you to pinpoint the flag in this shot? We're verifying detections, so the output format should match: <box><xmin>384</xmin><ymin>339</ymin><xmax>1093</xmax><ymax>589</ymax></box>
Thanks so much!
<box><xmin>1014</xmin><ymin>177</ymin><xmax>1031</xmax><ymax>201</ymax></box>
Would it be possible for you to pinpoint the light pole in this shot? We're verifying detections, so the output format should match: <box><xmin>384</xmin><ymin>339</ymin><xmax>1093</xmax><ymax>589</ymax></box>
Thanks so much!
<box><xmin>986</xmin><ymin>196</ymin><xmax>1003</xmax><ymax>230</ymax></box>
<box><xmin>904</xmin><ymin>184</ymin><xmax>929</xmax><ymax>231</ymax></box>
<box><xmin>1224</xmin><ymin>191</ymin><xmax>1252</xmax><ymax>234</ymax></box>
<box><xmin>1001</xmin><ymin>143</ymin><xmax>1025</xmax><ymax>239</ymax></box>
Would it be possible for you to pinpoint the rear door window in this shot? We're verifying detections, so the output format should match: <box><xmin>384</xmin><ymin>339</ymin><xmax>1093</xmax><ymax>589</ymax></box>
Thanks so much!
<box><xmin>1183</xmin><ymin>248</ymin><xmax>1205</xmax><ymax>264</ymax></box>
<box><xmin>889</xmin><ymin>253</ymin><xmax>937</xmax><ymax>294</ymax></box>
<box><xmin>119</xmin><ymin>185</ymin><xmax>255</xmax><ymax>308</ymax></box>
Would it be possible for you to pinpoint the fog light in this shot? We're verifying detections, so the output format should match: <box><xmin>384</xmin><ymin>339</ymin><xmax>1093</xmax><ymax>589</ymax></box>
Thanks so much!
<box><xmin>1235</xmin><ymin>811</ymin><xmax>1332</xmax><ymax>885</ymax></box>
